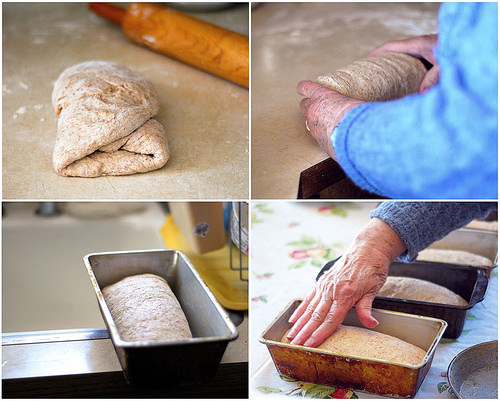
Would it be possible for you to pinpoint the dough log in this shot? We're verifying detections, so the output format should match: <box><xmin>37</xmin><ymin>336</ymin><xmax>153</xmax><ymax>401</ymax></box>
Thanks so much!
<box><xmin>102</xmin><ymin>273</ymin><xmax>192</xmax><ymax>342</ymax></box>
<box><xmin>317</xmin><ymin>52</ymin><xmax>427</xmax><ymax>102</ymax></box>
<box><xmin>378</xmin><ymin>276</ymin><xmax>468</xmax><ymax>306</ymax></box>
<box><xmin>282</xmin><ymin>324</ymin><xmax>426</xmax><ymax>366</ymax></box>
<box><xmin>417</xmin><ymin>248</ymin><xmax>493</xmax><ymax>268</ymax></box>
<box><xmin>52</xmin><ymin>61</ymin><xmax>169</xmax><ymax>177</ymax></box>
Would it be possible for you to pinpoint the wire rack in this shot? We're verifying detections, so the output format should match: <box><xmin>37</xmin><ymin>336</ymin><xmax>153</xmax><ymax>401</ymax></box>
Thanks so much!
<box><xmin>229</xmin><ymin>202</ymin><xmax>248</xmax><ymax>282</ymax></box>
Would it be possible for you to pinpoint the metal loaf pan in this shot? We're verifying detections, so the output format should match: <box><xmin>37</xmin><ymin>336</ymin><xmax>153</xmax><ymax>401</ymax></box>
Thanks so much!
<box><xmin>372</xmin><ymin>261</ymin><xmax>488</xmax><ymax>339</ymax></box>
<box><xmin>84</xmin><ymin>249</ymin><xmax>238</xmax><ymax>384</ymax></box>
<box><xmin>260</xmin><ymin>300</ymin><xmax>447</xmax><ymax>398</ymax></box>
<box><xmin>428</xmin><ymin>228</ymin><xmax>498</xmax><ymax>268</ymax></box>
<box><xmin>318</xmin><ymin>259</ymin><xmax>489</xmax><ymax>339</ymax></box>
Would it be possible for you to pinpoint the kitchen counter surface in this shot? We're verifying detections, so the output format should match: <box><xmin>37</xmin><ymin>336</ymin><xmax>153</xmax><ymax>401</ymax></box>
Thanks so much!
<box><xmin>3</xmin><ymin>3</ymin><xmax>249</xmax><ymax>200</ymax></box>
<box><xmin>251</xmin><ymin>3</ymin><xmax>439</xmax><ymax>199</ymax></box>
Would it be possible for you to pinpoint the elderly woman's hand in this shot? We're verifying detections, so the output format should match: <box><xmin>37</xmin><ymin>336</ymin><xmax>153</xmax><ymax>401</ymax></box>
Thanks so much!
<box><xmin>297</xmin><ymin>81</ymin><xmax>364</xmax><ymax>160</ymax></box>
<box><xmin>368</xmin><ymin>34</ymin><xmax>439</xmax><ymax>93</ymax></box>
<box><xmin>286</xmin><ymin>218</ymin><xmax>407</xmax><ymax>348</ymax></box>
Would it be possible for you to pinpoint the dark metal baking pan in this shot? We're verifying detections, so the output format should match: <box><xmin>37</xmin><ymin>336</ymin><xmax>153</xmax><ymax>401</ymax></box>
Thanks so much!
<box><xmin>260</xmin><ymin>300</ymin><xmax>447</xmax><ymax>398</ymax></box>
<box><xmin>84</xmin><ymin>249</ymin><xmax>238</xmax><ymax>384</ymax></box>
<box><xmin>448</xmin><ymin>340</ymin><xmax>498</xmax><ymax>398</ymax></box>
<box><xmin>317</xmin><ymin>258</ymin><xmax>488</xmax><ymax>339</ymax></box>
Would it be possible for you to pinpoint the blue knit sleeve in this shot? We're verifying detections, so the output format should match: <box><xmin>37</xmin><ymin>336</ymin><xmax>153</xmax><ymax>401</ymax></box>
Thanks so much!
<box><xmin>332</xmin><ymin>3</ymin><xmax>498</xmax><ymax>199</ymax></box>
<box><xmin>370</xmin><ymin>202</ymin><xmax>497</xmax><ymax>262</ymax></box>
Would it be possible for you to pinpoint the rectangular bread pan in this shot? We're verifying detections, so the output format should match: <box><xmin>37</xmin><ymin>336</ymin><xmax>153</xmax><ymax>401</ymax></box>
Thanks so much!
<box><xmin>428</xmin><ymin>228</ymin><xmax>498</xmax><ymax>268</ymax></box>
<box><xmin>372</xmin><ymin>261</ymin><xmax>489</xmax><ymax>338</ymax></box>
<box><xmin>84</xmin><ymin>249</ymin><xmax>238</xmax><ymax>384</ymax></box>
<box><xmin>318</xmin><ymin>259</ymin><xmax>488</xmax><ymax>339</ymax></box>
<box><xmin>260</xmin><ymin>300</ymin><xmax>447</xmax><ymax>398</ymax></box>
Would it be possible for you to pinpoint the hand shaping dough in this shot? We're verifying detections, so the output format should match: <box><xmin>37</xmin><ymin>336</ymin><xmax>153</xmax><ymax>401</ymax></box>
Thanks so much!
<box><xmin>317</xmin><ymin>52</ymin><xmax>427</xmax><ymax>102</ymax></box>
<box><xmin>282</xmin><ymin>325</ymin><xmax>426</xmax><ymax>366</ymax></box>
<box><xmin>102</xmin><ymin>273</ymin><xmax>192</xmax><ymax>342</ymax></box>
<box><xmin>52</xmin><ymin>61</ymin><xmax>169</xmax><ymax>177</ymax></box>
<box><xmin>378</xmin><ymin>276</ymin><xmax>468</xmax><ymax>306</ymax></box>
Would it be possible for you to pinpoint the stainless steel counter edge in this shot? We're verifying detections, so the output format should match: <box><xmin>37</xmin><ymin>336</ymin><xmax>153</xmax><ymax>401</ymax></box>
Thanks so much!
<box><xmin>2</xmin><ymin>328</ymin><xmax>248</xmax><ymax>398</ymax></box>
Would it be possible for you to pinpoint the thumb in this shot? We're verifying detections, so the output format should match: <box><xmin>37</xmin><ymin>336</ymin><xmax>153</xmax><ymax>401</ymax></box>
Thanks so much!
<box><xmin>419</xmin><ymin>65</ymin><xmax>440</xmax><ymax>93</ymax></box>
<box><xmin>356</xmin><ymin>293</ymin><xmax>379</xmax><ymax>328</ymax></box>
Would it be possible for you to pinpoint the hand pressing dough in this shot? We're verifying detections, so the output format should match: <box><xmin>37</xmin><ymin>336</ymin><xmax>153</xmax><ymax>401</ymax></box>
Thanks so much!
<box><xmin>282</xmin><ymin>325</ymin><xmax>426</xmax><ymax>365</ymax></box>
<box><xmin>378</xmin><ymin>276</ymin><xmax>468</xmax><ymax>306</ymax></box>
<box><xmin>102</xmin><ymin>273</ymin><xmax>192</xmax><ymax>342</ymax></box>
<box><xmin>52</xmin><ymin>61</ymin><xmax>169</xmax><ymax>177</ymax></box>
<box><xmin>317</xmin><ymin>52</ymin><xmax>427</xmax><ymax>102</ymax></box>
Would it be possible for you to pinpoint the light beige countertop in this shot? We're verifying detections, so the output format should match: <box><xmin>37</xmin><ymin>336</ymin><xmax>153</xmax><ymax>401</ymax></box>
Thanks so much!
<box><xmin>251</xmin><ymin>3</ymin><xmax>439</xmax><ymax>199</ymax></box>
<box><xmin>3</xmin><ymin>3</ymin><xmax>249</xmax><ymax>200</ymax></box>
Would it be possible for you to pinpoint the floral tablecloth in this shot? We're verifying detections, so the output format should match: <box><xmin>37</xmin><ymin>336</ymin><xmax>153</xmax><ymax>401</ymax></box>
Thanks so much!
<box><xmin>250</xmin><ymin>202</ymin><xmax>498</xmax><ymax>399</ymax></box>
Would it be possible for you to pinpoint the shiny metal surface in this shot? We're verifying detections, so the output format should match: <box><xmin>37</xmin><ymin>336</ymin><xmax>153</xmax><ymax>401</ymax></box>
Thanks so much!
<box><xmin>448</xmin><ymin>340</ymin><xmax>498</xmax><ymax>399</ymax></box>
<box><xmin>2</xmin><ymin>328</ymin><xmax>109</xmax><ymax>346</ymax></box>
<box><xmin>260</xmin><ymin>300</ymin><xmax>447</xmax><ymax>398</ymax></box>
<box><xmin>84</xmin><ymin>249</ymin><xmax>238</xmax><ymax>384</ymax></box>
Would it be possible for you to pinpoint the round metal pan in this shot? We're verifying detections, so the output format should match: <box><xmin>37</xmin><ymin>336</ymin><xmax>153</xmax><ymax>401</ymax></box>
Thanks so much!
<box><xmin>448</xmin><ymin>340</ymin><xmax>498</xmax><ymax>399</ymax></box>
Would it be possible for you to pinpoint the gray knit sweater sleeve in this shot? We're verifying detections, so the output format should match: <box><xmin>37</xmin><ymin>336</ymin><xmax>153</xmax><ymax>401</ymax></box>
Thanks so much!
<box><xmin>370</xmin><ymin>202</ymin><xmax>496</xmax><ymax>262</ymax></box>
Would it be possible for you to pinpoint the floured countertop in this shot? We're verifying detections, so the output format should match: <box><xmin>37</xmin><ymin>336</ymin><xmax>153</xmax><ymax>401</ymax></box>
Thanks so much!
<box><xmin>251</xmin><ymin>3</ymin><xmax>439</xmax><ymax>199</ymax></box>
<box><xmin>3</xmin><ymin>3</ymin><xmax>249</xmax><ymax>200</ymax></box>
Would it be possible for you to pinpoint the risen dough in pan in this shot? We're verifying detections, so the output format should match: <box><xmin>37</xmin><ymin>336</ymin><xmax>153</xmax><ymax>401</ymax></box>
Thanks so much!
<box><xmin>102</xmin><ymin>273</ymin><xmax>192</xmax><ymax>342</ymax></box>
<box><xmin>378</xmin><ymin>276</ymin><xmax>468</xmax><ymax>306</ymax></box>
<box><xmin>52</xmin><ymin>61</ymin><xmax>169</xmax><ymax>177</ymax></box>
<box><xmin>317</xmin><ymin>52</ymin><xmax>427</xmax><ymax>101</ymax></box>
<box><xmin>417</xmin><ymin>248</ymin><xmax>493</xmax><ymax>267</ymax></box>
<box><xmin>282</xmin><ymin>325</ymin><xmax>426</xmax><ymax>365</ymax></box>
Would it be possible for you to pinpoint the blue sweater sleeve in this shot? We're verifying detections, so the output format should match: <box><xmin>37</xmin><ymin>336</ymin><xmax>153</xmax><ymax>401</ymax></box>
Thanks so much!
<box><xmin>333</xmin><ymin>3</ymin><xmax>498</xmax><ymax>199</ymax></box>
<box><xmin>370</xmin><ymin>201</ymin><xmax>497</xmax><ymax>262</ymax></box>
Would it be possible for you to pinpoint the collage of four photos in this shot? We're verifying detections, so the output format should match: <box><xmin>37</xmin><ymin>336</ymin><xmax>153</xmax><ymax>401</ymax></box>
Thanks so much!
<box><xmin>2</xmin><ymin>1</ymin><xmax>498</xmax><ymax>399</ymax></box>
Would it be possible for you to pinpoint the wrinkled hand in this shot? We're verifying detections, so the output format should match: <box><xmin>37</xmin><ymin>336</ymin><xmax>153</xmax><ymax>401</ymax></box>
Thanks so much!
<box><xmin>287</xmin><ymin>218</ymin><xmax>406</xmax><ymax>348</ymax></box>
<box><xmin>297</xmin><ymin>81</ymin><xmax>363</xmax><ymax>161</ymax></box>
<box><xmin>368</xmin><ymin>34</ymin><xmax>439</xmax><ymax>93</ymax></box>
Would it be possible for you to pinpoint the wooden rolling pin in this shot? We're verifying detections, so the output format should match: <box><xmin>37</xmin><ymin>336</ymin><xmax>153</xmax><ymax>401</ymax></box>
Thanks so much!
<box><xmin>90</xmin><ymin>2</ymin><xmax>249</xmax><ymax>87</ymax></box>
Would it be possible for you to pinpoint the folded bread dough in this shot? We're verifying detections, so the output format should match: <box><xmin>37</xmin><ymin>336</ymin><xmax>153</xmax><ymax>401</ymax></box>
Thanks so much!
<box><xmin>282</xmin><ymin>325</ymin><xmax>426</xmax><ymax>365</ymax></box>
<box><xmin>102</xmin><ymin>273</ymin><xmax>192</xmax><ymax>342</ymax></box>
<box><xmin>52</xmin><ymin>61</ymin><xmax>169</xmax><ymax>177</ymax></box>
<box><xmin>317</xmin><ymin>52</ymin><xmax>427</xmax><ymax>102</ymax></box>
<box><xmin>378</xmin><ymin>276</ymin><xmax>468</xmax><ymax>306</ymax></box>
